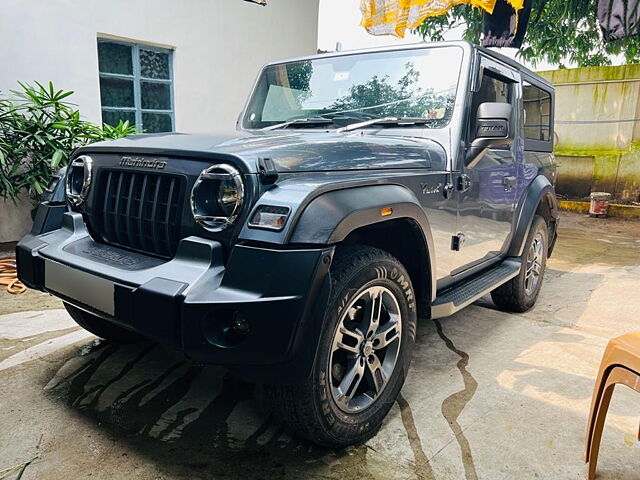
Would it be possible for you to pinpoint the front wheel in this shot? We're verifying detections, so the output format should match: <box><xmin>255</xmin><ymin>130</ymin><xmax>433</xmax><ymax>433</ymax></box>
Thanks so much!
<box><xmin>491</xmin><ymin>214</ymin><xmax>548</xmax><ymax>312</ymax></box>
<box><xmin>266</xmin><ymin>246</ymin><xmax>417</xmax><ymax>447</ymax></box>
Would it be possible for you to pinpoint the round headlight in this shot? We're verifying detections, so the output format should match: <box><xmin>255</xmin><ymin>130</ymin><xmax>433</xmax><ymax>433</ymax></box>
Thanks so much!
<box><xmin>217</xmin><ymin>177</ymin><xmax>241</xmax><ymax>216</ymax></box>
<box><xmin>191</xmin><ymin>164</ymin><xmax>245</xmax><ymax>231</ymax></box>
<box><xmin>66</xmin><ymin>155</ymin><xmax>92</xmax><ymax>206</ymax></box>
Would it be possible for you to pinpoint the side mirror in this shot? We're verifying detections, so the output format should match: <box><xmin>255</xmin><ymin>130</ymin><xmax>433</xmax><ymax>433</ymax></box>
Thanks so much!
<box><xmin>471</xmin><ymin>102</ymin><xmax>514</xmax><ymax>149</ymax></box>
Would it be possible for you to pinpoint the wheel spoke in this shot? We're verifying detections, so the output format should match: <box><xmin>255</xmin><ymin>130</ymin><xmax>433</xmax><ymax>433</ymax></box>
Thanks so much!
<box><xmin>366</xmin><ymin>353</ymin><xmax>387</xmax><ymax>393</ymax></box>
<box><xmin>336</xmin><ymin>357</ymin><xmax>365</xmax><ymax>402</ymax></box>
<box><xmin>534</xmin><ymin>239</ymin><xmax>543</xmax><ymax>258</ymax></box>
<box><xmin>346</xmin><ymin>306</ymin><xmax>360</xmax><ymax>322</ymax></box>
<box><xmin>532</xmin><ymin>261</ymin><xmax>541</xmax><ymax>276</ymax></box>
<box><xmin>363</xmin><ymin>289</ymin><xmax>384</xmax><ymax>337</ymax></box>
<box><xmin>372</xmin><ymin>318</ymin><xmax>400</xmax><ymax>350</ymax></box>
<box><xmin>336</xmin><ymin>341</ymin><xmax>359</xmax><ymax>355</ymax></box>
<box><xmin>333</xmin><ymin>324</ymin><xmax>364</xmax><ymax>355</ymax></box>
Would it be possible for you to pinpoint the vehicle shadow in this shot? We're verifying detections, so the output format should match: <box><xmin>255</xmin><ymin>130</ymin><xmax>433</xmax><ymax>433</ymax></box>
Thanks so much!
<box><xmin>45</xmin><ymin>339</ymin><xmax>377</xmax><ymax>480</ymax></box>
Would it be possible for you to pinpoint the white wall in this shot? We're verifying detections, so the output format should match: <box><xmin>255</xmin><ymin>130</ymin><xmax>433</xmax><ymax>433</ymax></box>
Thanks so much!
<box><xmin>0</xmin><ymin>0</ymin><xmax>319</xmax><ymax>133</ymax></box>
<box><xmin>0</xmin><ymin>0</ymin><xmax>318</xmax><ymax>242</ymax></box>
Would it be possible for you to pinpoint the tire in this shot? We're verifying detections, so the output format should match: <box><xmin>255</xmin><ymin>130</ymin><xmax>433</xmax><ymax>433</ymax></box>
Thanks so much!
<box><xmin>64</xmin><ymin>302</ymin><xmax>143</xmax><ymax>343</ymax></box>
<box><xmin>266</xmin><ymin>245</ymin><xmax>417</xmax><ymax>448</ymax></box>
<box><xmin>491</xmin><ymin>215</ymin><xmax>548</xmax><ymax>312</ymax></box>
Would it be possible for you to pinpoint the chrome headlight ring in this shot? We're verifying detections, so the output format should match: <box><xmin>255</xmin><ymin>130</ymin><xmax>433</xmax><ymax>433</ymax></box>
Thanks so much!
<box><xmin>190</xmin><ymin>163</ymin><xmax>245</xmax><ymax>232</ymax></box>
<box><xmin>65</xmin><ymin>155</ymin><xmax>93</xmax><ymax>206</ymax></box>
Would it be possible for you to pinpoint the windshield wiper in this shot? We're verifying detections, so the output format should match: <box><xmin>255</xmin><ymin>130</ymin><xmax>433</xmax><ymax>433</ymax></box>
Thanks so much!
<box><xmin>336</xmin><ymin>117</ymin><xmax>434</xmax><ymax>133</ymax></box>
<box><xmin>261</xmin><ymin>117</ymin><xmax>334</xmax><ymax>131</ymax></box>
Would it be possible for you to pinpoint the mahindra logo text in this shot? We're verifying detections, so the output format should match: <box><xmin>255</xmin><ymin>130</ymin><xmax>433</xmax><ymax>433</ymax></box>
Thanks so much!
<box><xmin>119</xmin><ymin>156</ymin><xmax>167</xmax><ymax>169</ymax></box>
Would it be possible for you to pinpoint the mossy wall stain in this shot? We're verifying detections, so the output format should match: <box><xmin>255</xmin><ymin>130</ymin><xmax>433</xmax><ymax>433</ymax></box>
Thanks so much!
<box><xmin>539</xmin><ymin>64</ymin><xmax>640</xmax><ymax>202</ymax></box>
<box><xmin>555</xmin><ymin>150</ymin><xmax>640</xmax><ymax>202</ymax></box>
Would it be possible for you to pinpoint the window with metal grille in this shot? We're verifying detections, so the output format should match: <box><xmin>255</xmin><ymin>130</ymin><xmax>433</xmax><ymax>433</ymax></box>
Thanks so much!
<box><xmin>97</xmin><ymin>39</ymin><xmax>175</xmax><ymax>133</ymax></box>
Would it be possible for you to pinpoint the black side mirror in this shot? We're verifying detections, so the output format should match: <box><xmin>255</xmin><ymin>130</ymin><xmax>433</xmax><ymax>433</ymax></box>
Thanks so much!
<box><xmin>471</xmin><ymin>102</ymin><xmax>514</xmax><ymax>149</ymax></box>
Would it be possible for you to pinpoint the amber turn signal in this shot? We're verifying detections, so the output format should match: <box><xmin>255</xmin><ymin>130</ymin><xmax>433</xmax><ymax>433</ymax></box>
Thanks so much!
<box><xmin>380</xmin><ymin>207</ymin><xmax>393</xmax><ymax>216</ymax></box>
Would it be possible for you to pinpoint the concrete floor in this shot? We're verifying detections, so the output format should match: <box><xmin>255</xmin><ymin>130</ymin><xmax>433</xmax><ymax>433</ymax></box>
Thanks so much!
<box><xmin>0</xmin><ymin>212</ymin><xmax>639</xmax><ymax>480</ymax></box>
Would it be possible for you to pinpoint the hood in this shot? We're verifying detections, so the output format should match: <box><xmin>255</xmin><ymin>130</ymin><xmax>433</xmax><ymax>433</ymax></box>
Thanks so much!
<box><xmin>80</xmin><ymin>131</ymin><xmax>448</xmax><ymax>173</ymax></box>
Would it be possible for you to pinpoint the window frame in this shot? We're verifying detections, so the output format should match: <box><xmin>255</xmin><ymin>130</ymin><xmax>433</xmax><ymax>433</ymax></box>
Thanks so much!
<box><xmin>97</xmin><ymin>38</ymin><xmax>175</xmax><ymax>133</ymax></box>
<box><xmin>521</xmin><ymin>74</ymin><xmax>554</xmax><ymax>153</ymax></box>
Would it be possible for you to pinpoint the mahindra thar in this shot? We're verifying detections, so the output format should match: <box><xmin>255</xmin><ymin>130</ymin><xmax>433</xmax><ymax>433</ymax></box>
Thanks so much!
<box><xmin>17</xmin><ymin>41</ymin><xmax>558</xmax><ymax>447</ymax></box>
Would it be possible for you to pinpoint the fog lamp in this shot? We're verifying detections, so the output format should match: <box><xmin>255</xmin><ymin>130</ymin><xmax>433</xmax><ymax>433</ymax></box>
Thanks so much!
<box><xmin>203</xmin><ymin>309</ymin><xmax>250</xmax><ymax>348</ymax></box>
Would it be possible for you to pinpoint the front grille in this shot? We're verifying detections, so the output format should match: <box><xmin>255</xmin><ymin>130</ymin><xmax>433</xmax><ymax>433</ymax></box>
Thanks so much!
<box><xmin>91</xmin><ymin>170</ymin><xmax>184</xmax><ymax>258</ymax></box>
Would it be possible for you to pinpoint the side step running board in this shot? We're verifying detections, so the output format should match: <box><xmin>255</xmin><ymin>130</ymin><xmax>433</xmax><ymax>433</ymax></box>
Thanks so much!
<box><xmin>431</xmin><ymin>258</ymin><xmax>522</xmax><ymax>319</ymax></box>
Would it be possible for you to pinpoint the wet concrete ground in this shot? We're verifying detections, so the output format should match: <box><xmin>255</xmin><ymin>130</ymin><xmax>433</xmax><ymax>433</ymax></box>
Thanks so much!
<box><xmin>0</xmin><ymin>212</ymin><xmax>639</xmax><ymax>479</ymax></box>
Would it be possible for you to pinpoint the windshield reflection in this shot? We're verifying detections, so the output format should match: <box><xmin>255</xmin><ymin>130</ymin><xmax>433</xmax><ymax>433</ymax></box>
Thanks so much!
<box><xmin>242</xmin><ymin>46</ymin><xmax>464</xmax><ymax>130</ymax></box>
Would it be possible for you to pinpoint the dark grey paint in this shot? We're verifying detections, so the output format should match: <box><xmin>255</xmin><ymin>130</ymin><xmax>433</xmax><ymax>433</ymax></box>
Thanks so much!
<box><xmin>61</xmin><ymin>41</ymin><xmax>557</xmax><ymax>294</ymax></box>
<box><xmin>16</xmin><ymin>41</ymin><xmax>559</xmax><ymax>381</ymax></box>
<box><xmin>80</xmin><ymin>131</ymin><xmax>447</xmax><ymax>173</ymax></box>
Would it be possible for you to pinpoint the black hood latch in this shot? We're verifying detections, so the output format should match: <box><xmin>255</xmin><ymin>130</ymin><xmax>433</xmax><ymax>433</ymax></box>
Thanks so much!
<box><xmin>257</xmin><ymin>157</ymin><xmax>279</xmax><ymax>185</ymax></box>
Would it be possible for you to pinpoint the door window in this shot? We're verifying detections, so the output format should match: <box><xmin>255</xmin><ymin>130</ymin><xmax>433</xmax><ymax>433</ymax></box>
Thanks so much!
<box><xmin>466</xmin><ymin>71</ymin><xmax>514</xmax><ymax>169</ymax></box>
<box><xmin>469</xmin><ymin>71</ymin><xmax>512</xmax><ymax>138</ymax></box>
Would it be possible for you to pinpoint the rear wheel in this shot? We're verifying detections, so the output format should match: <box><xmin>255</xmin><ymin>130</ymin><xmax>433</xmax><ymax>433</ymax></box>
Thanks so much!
<box><xmin>491</xmin><ymin>215</ymin><xmax>548</xmax><ymax>312</ymax></box>
<box><xmin>64</xmin><ymin>303</ymin><xmax>142</xmax><ymax>343</ymax></box>
<box><xmin>266</xmin><ymin>246</ymin><xmax>417</xmax><ymax>447</ymax></box>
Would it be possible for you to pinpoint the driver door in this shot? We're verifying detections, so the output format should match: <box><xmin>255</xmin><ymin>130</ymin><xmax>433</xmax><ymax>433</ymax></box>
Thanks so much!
<box><xmin>452</xmin><ymin>60</ymin><xmax>521</xmax><ymax>275</ymax></box>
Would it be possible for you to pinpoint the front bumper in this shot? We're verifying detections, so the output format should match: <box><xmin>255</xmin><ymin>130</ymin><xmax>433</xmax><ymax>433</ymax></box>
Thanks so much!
<box><xmin>17</xmin><ymin>211</ymin><xmax>333</xmax><ymax>382</ymax></box>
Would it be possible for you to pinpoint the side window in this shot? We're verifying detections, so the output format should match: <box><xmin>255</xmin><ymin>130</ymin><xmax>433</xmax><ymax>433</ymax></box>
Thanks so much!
<box><xmin>523</xmin><ymin>82</ymin><xmax>551</xmax><ymax>141</ymax></box>
<box><xmin>98</xmin><ymin>40</ymin><xmax>175</xmax><ymax>133</ymax></box>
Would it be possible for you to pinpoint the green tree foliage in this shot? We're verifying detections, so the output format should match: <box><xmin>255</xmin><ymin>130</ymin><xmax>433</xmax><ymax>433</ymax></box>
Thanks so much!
<box><xmin>414</xmin><ymin>0</ymin><xmax>640</xmax><ymax>67</ymax></box>
<box><xmin>0</xmin><ymin>82</ymin><xmax>136</xmax><ymax>203</ymax></box>
<box><xmin>329</xmin><ymin>62</ymin><xmax>455</xmax><ymax>125</ymax></box>
<box><xmin>286</xmin><ymin>60</ymin><xmax>314</xmax><ymax>102</ymax></box>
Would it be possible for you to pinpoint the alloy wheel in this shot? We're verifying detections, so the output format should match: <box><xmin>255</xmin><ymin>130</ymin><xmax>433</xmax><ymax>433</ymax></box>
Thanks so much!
<box><xmin>329</xmin><ymin>285</ymin><xmax>402</xmax><ymax>413</ymax></box>
<box><xmin>525</xmin><ymin>233</ymin><xmax>544</xmax><ymax>295</ymax></box>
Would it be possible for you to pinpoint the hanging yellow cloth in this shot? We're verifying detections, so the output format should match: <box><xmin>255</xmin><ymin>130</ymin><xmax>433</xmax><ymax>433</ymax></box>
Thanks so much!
<box><xmin>361</xmin><ymin>0</ymin><xmax>524</xmax><ymax>37</ymax></box>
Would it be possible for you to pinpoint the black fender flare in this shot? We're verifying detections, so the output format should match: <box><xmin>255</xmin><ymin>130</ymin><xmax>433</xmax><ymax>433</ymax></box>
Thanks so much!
<box><xmin>507</xmin><ymin>175</ymin><xmax>559</xmax><ymax>257</ymax></box>
<box><xmin>289</xmin><ymin>184</ymin><xmax>437</xmax><ymax>299</ymax></box>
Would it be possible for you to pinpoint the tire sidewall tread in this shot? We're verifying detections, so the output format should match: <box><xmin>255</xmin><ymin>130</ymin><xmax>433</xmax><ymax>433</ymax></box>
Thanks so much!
<box><xmin>491</xmin><ymin>215</ymin><xmax>548</xmax><ymax>313</ymax></box>
<box><xmin>267</xmin><ymin>245</ymin><xmax>417</xmax><ymax>448</ymax></box>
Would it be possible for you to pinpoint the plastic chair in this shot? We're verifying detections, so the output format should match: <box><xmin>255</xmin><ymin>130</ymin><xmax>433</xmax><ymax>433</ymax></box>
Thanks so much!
<box><xmin>585</xmin><ymin>332</ymin><xmax>640</xmax><ymax>479</ymax></box>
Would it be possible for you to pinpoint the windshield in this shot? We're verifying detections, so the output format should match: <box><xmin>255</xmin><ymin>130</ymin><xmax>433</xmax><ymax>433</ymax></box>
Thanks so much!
<box><xmin>242</xmin><ymin>46</ymin><xmax>464</xmax><ymax>130</ymax></box>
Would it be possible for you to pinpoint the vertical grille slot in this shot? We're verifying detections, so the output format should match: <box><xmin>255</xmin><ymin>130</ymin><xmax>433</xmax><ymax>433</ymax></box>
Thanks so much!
<box><xmin>93</xmin><ymin>170</ymin><xmax>183</xmax><ymax>258</ymax></box>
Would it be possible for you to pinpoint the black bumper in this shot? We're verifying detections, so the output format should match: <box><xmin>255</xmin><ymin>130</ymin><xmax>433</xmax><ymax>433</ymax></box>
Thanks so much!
<box><xmin>17</xmin><ymin>212</ymin><xmax>333</xmax><ymax>383</ymax></box>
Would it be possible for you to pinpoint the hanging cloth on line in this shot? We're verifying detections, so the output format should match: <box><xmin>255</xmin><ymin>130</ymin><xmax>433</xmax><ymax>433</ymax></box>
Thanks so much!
<box><xmin>482</xmin><ymin>0</ymin><xmax>533</xmax><ymax>48</ymax></box>
<box><xmin>598</xmin><ymin>0</ymin><xmax>640</xmax><ymax>41</ymax></box>
<box><xmin>360</xmin><ymin>0</ymin><xmax>524</xmax><ymax>38</ymax></box>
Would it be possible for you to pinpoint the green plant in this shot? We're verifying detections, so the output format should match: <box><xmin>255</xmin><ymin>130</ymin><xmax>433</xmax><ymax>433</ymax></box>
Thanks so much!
<box><xmin>0</xmin><ymin>81</ymin><xmax>137</xmax><ymax>203</ymax></box>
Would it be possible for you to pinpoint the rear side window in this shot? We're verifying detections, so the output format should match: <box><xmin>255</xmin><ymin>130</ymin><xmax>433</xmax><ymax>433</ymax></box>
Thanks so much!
<box><xmin>523</xmin><ymin>82</ymin><xmax>551</xmax><ymax>142</ymax></box>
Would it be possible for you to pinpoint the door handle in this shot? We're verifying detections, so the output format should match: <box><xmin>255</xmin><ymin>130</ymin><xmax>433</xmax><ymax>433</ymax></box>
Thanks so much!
<box><xmin>443</xmin><ymin>182</ymin><xmax>455</xmax><ymax>199</ymax></box>
<box><xmin>502</xmin><ymin>176</ymin><xmax>517</xmax><ymax>189</ymax></box>
<box><xmin>457</xmin><ymin>174</ymin><xmax>471</xmax><ymax>192</ymax></box>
